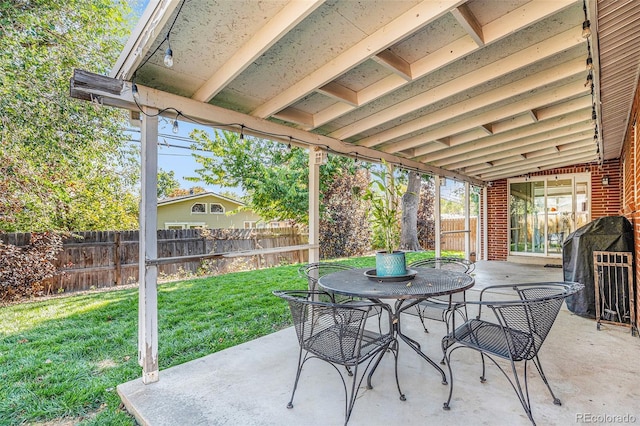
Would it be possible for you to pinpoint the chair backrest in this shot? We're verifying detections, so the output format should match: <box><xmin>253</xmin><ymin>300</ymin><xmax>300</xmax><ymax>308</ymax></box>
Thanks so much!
<box><xmin>409</xmin><ymin>257</ymin><xmax>471</xmax><ymax>274</ymax></box>
<box><xmin>486</xmin><ymin>283</ymin><xmax>581</xmax><ymax>361</ymax></box>
<box><xmin>299</xmin><ymin>263</ymin><xmax>355</xmax><ymax>291</ymax></box>
<box><xmin>273</xmin><ymin>290</ymin><xmax>375</xmax><ymax>364</ymax></box>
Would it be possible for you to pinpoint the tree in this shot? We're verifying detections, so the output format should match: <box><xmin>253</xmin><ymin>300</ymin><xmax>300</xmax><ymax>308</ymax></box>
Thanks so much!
<box><xmin>167</xmin><ymin>186</ymin><xmax>207</xmax><ymax>198</ymax></box>
<box><xmin>0</xmin><ymin>0</ymin><xmax>138</xmax><ymax>232</ymax></box>
<box><xmin>157</xmin><ymin>169</ymin><xmax>180</xmax><ymax>198</ymax></box>
<box><xmin>400</xmin><ymin>171</ymin><xmax>422</xmax><ymax>251</ymax></box>
<box><xmin>190</xmin><ymin>130</ymin><xmax>319</xmax><ymax>224</ymax></box>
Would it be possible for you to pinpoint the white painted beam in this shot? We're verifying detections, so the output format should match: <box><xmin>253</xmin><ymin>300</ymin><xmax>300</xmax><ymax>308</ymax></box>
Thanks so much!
<box><xmin>451</xmin><ymin>4</ymin><xmax>484</xmax><ymax>47</ymax></box>
<box><xmin>372</xmin><ymin>49</ymin><xmax>413</xmax><ymax>81</ymax></box>
<box><xmin>251</xmin><ymin>0</ymin><xmax>463</xmax><ymax>118</ymax></box>
<box><xmin>69</xmin><ymin>70</ymin><xmax>483</xmax><ymax>185</ymax></box>
<box><xmin>191</xmin><ymin>0</ymin><xmax>325</xmax><ymax>102</ymax></box>
<box><xmin>316</xmin><ymin>82</ymin><xmax>359</xmax><ymax>107</ymax></box>
<box><xmin>411</xmin><ymin>81</ymin><xmax>590</xmax><ymax>160</ymax></box>
<box><xmin>312</xmin><ymin>0</ymin><xmax>574</xmax><ymax>130</ymax></box>
<box><xmin>330</xmin><ymin>22</ymin><xmax>583</xmax><ymax>140</ymax></box>
<box><xmin>363</xmin><ymin>57</ymin><xmax>585</xmax><ymax>151</ymax></box>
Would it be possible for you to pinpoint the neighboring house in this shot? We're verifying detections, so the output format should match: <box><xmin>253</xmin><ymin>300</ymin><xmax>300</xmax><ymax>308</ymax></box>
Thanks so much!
<box><xmin>157</xmin><ymin>192</ymin><xmax>283</xmax><ymax>230</ymax></box>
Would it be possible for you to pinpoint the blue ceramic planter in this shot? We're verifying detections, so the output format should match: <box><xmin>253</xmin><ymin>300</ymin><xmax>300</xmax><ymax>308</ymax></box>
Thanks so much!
<box><xmin>375</xmin><ymin>251</ymin><xmax>407</xmax><ymax>276</ymax></box>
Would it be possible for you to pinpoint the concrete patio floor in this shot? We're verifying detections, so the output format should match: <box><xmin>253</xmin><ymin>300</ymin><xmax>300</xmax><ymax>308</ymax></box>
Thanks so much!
<box><xmin>118</xmin><ymin>261</ymin><xmax>640</xmax><ymax>425</ymax></box>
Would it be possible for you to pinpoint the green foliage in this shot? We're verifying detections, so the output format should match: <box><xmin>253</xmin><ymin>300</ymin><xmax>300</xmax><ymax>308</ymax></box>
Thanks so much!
<box><xmin>362</xmin><ymin>161</ymin><xmax>405</xmax><ymax>253</ymax></box>
<box><xmin>0</xmin><ymin>0</ymin><xmax>139</xmax><ymax>232</ymax></box>
<box><xmin>189</xmin><ymin>130</ymin><xmax>309</xmax><ymax>223</ymax></box>
<box><xmin>157</xmin><ymin>169</ymin><xmax>180</xmax><ymax>199</ymax></box>
<box><xmin>189</xmin><ymin>130</ymin><xmax>359</xmax><ymax>226</ymax></box>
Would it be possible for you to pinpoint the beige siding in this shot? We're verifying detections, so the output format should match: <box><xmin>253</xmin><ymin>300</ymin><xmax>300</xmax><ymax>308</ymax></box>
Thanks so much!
<box><xmin>157</xmin><ymin>195</ymin><xmax>261</xmax><ymax>229</ymax></box>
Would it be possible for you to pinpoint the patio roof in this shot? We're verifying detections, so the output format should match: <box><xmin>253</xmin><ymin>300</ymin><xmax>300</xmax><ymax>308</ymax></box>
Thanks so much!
<box><xmin>103</xmin><ymin>0</ymin><xmax>640</xmax><ymax>184</ymax></box>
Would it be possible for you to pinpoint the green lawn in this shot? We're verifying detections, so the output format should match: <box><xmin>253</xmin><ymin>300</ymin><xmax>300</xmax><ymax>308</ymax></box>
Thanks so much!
<box><xmin>0</xmin><ymin>252</ymin><xmax>444</xmax><ymax>425</ymax></box>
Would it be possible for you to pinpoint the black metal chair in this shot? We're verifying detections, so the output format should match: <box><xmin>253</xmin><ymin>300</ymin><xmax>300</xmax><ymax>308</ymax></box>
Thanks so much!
<box><xmin>273</xmin><ymin>290</ymin><xmax>401</xmax><ymax>425</ymax></box>
<box><xmin>299</xmin><ymin>262</ymin><xmax>355</xmax><ymax>301</ymax></box>
<box><xmin>441</xmin><ymin>282</ymin><xmax>584</xmax><ymax>425</ymax></box>
<box><xmin>406</xmin><ymin>257</ymin><xmax>473</xmax><ymax>334</ymax></box>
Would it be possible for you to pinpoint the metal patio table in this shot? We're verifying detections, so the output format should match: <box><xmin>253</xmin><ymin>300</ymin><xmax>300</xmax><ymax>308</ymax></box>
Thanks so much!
<box><xmin>318</xmin><ymin>266</ymin><xmax>474</xmax><ymax>398</ymax></box>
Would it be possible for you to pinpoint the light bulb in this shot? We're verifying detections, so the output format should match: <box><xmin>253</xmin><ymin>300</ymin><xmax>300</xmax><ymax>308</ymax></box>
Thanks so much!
<box><xmin>582</xmin><ymin>20</ymin><xmax>591</xmax><ymax>38</ymax></box>
<box><xmin>164</xmin><ymin>47</ymin><xmax>173</xmax><ymax>68</ymax></box>
<box><xmin>132</xmin><ymin>82</ymin><xmax>139</xmax><ymax>100</ymax></box>
<box><xmin>172</xmin><ymin>119</ymin><xmax>179</xmax><ymax>134</ymax></box>
<box><xmin>586</xmin><ymin>57</ymin><xmax>593</xmax><ymax>71</ymax></box>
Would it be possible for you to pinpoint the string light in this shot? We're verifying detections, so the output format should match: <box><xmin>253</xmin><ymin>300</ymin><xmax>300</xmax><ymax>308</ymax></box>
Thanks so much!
<box><xmin>240</xmin><ymin>125</ymin><xmax>244</xmax><ymax>140</ymax></box>
<box><xmin>163</xmin><ymin>36</ymin><xmax>174</xmax><ymax>68</ymax></box>
<box><xmin>172</xmin><ymin>113</ymin><xmax>179</xmax><ymax>133</ymax></box>
<box><xmin>288</xmin><ymin>136</ymin><xmax>292</xmax><ymax>149</ymax></box>
<box><xmin>586</xmin><ymin>56</ymin><xmax>593</xmax><ymax>71</ymax></box>
<box><xmin>584</xmin><ymin>73</ymin><xmax>593</xmax><ymax>87</ymax></box>
<box><xmin>582</xmin><ymin>1</ymin><xmax>591</xmax><ymax>38</ymax></box>
<box><xmin>132</xmin><ymin>82</ymin><xmax>139</xmax><ymax>100</ymax></box>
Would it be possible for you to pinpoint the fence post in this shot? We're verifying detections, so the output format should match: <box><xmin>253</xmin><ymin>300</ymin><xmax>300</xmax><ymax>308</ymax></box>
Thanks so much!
<box><xmin>115</xmin><ymin>231</ymin><xmax>121</xmax><ymax>286</ymax></box>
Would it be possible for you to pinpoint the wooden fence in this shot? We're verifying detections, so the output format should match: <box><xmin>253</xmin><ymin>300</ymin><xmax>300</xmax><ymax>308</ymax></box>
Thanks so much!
<box><xmin>1</xmin><ymin>228</ymin><xmax>306</xmax><ymax>294</ymax></box>
<box><xmin>440</xmin><ymin>217</ymin><xmax>478</xmax><ymax>253</ymax></box>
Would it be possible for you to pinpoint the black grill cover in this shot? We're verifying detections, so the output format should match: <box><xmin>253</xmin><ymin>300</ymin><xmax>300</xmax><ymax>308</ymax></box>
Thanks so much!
<box><xmin>562</xmin><ymin>216</ymin><xmax>634</xmax><ymax>318</ymax></box>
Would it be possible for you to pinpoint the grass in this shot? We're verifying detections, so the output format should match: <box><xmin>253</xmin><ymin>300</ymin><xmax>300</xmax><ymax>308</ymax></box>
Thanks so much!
<box><xmin>0</xmin><ymin>251</ymin><xmax>448</xmax><ymax>425</ymax></box>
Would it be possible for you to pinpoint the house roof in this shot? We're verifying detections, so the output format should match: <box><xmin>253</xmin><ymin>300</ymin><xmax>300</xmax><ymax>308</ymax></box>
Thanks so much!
<box><xmin>157</xmin><ymin>191</ymin><xmax>245</xmax><ymax>207</ymax></box>
<box><xmin>103</xmin><ymin>0</ymin><xmax>640</xmax><ymax>184</ymax></box>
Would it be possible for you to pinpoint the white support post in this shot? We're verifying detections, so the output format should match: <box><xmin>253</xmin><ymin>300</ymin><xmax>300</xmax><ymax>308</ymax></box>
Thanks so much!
<box><xmin>138</xmin><ymin>108</ymin><xmax>159</xmax><ymax>384</ymax></box>
<box><xmin>308</xmin><ymin>148</ymin><xmax>321</xmax><ymax>264</ymax></box>
<box><xmin>434</xmin><ymin>176</ymin><xmax>441</xmax><ymax>257</ymax></box>
<box><xmin>483</xmin><ymin>186</ymin><xmax>488</xmax><ymax>261</ymax></box>
<box><xmin>464</xmin><ymin>181</ymin><xmax>470</xmax><ymax>260</ymax></box>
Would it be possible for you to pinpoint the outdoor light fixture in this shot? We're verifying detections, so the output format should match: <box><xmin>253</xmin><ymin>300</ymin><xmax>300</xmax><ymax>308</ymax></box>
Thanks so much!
<box><xmin>132</xmin><ymin>82</ymin><xmax>139</xmax><ymax>100</ymax></box>
<box><xmin>586</xmin><ymin>56</ymin><xmax>593</xmax><ymax>70</ymax></box>
<box><xmin>584</xmin><ymin>73</ymin><xmax>593</xmax><ymax>87</ymax></box>
<box><xmin>601</xmin><ymin>175</ymin><xmax>609</xmax><ymax>185</ymax></box>
<box><xmin>172</xmin><ymin>118</ymin><xmax>179</xmax><ymax>134</ymax></box>
<box><xmin>582</xmin><ymin>20</ymin><xmax>591</xmax><ymax>38</ymax></box>
<box><xmin>164</xmin><ymin>46</ymin><xmax>173</xmax><ymax>68</ymax></box>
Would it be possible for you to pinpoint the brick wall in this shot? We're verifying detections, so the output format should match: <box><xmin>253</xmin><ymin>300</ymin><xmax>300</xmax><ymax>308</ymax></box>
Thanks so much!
<box><xmin>486</xmin><ymin>160</ymin><xmax>622</xmax><ymax>261</ymax></box>
<box><xmin>619</xmin><ymin>74</ymin><xmax>640</xmax><ymax>331</ymax></box>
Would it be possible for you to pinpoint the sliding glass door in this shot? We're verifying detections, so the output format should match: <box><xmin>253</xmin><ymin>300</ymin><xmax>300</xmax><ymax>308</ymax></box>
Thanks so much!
<box><xmin>509</xmin><ymin>174</ymin><xmax>590</xmax><ymax>257</ymax></box>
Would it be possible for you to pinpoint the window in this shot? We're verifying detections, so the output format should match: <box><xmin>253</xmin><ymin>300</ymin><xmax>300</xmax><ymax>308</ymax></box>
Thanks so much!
<box><xmin>210</xmin><ymin>203</ymin><xmax>224</xmax><ymax>214</ymax></box>
<box><xmin>244</xmin><ymin>221</ymin><xmax>256</xmax><ymax>229</ymax></box>
<box><xmin>508</xmin><ymin>173</ymin><xmax>590</xmax><ymax>257</ymax></box>
<box><xmin>191</xmin><ymin>203</ymin><xmax>206</xmax><ymax>213</ymax></box>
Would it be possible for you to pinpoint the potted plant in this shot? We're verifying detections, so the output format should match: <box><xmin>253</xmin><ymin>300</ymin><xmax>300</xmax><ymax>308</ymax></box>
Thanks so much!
<box><xmin>363</xmin><ymin>160</ymin><xmax>407</xmax><ymax>276</ymax></box>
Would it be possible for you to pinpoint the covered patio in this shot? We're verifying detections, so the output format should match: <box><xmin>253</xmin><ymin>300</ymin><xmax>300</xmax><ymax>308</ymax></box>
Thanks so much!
<box><xmin>67</xmin><ymin>0</ymin><xmax>640</xmax><ymax>423</ymax></box>
<box><xmin>117</xmin><ymin>261</ymin><xmax>640</xmax><ymax>425</ymax></box>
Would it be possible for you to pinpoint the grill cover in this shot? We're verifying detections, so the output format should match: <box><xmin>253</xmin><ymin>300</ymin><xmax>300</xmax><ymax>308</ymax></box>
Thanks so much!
<box><xmin>562</xmin><ymin>216</ymin><xmax>634</xmax><ymax>318</ymax></box>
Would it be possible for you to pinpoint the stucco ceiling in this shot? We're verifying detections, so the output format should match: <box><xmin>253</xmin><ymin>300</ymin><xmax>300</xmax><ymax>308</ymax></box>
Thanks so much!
<box><xmin>110</xmin><ymin>0</ymin><xmax>640</xmax><ymax>184</ymax></box>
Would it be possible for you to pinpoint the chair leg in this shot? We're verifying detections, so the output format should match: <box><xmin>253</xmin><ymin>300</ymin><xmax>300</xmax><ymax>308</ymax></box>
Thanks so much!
<box><xmin>416</xmin><ymin>306</ymin><xmax>429</xmax><ymax>333</ymax></box>
<box><xmin>532</xmin><ymin>355</ymin><xmax>562</xmax><ymax>406</ymax></box>
<box><xmin>442</xmin><ymin>343</ymin><xmax>454</xmax><ymax>410</ymax></box>
<box><xmin>479</xmin><ymin>353</ymin><xmax>487</xmax><ymax>383</ymax></box>
<box><xmin>287</xmin><ymin>347</ymin><xmax>306</xmax><ymax>409</ymax></box>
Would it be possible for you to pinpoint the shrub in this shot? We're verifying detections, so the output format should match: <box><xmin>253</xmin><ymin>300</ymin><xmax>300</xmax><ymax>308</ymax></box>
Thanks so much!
<box><xmin>0</xmin><ymin>232</ymin><xmax>63</xmax><ymax>302</ymax></box>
